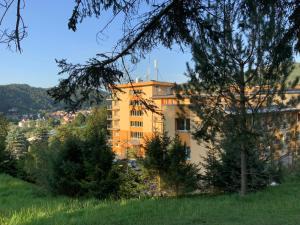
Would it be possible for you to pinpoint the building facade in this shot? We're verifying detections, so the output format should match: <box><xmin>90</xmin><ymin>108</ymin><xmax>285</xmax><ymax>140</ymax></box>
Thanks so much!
<box><xmin>107</xmin><ymin>80</ymin><xmax>300</xmax><ymax>165</ymax></box>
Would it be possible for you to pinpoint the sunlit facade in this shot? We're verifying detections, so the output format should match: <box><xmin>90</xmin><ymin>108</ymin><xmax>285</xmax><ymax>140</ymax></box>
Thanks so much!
<box><xmin>107</xmin><ymin>80</ymin><xmax>300</xmax><ymax>165</ymax></box>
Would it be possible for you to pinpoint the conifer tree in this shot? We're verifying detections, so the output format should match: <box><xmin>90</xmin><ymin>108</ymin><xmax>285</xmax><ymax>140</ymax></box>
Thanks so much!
<box><xmin>0</xmin><ymin>115</ymin><xmax>10</xmax><ymax>172</ymax></box>
<box><xmin>145</xmin><ymin>133</ymin><xmax>199</xmax><ymax>196</ymax></box>
<box><xmin>34</xmin><ymin>127</ymin><xmax>49</xmax><ymax>144</ymax></box>
<box><xmin>180</xmin><ymin>0</ymin><xmax>297</xmax><ymax>196</ymax></box>
<box><xmin>166</xmin><ymin>136</ymin><xmax>199</xmax><ymax>196</ymax></box>
<box><xmin>6</xmin><ymin>128</ymin><xmax>28</xmax><ymax>160</ymax></box>
<box><xmin>144</xmin><ymin>132</ymin><xmax>171</xmax><ymax>192</ymax></box>
<box><xmin>144</xmin><ymin>132</ymin><xmax>171</xmax><ymax>176</ymax></box>
<box><xmin>0</xmin><ymin>115</ymin><xmax>8</xmax><ymax>153</ymax></box>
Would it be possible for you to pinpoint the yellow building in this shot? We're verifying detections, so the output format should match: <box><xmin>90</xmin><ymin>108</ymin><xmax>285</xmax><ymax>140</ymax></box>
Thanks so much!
<box><xmin>107</xmin><ymin>80</ymin><xmax>300</xmax><ymax>165</ymax></box>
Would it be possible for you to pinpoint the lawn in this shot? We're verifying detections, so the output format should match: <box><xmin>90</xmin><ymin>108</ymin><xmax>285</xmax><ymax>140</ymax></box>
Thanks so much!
<box><xmin>0</xmin><ymin>173</ymin><xmax>300</xmax><ymax>225</ymax></box>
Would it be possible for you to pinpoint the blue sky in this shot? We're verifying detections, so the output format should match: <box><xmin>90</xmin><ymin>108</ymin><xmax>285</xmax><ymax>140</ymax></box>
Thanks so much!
<box><xmin>0</xmin><ymin>1</ymin><xmax>191</xmax><ymax>88</ymax></box>
<box><xmin>1</xmin><ymin>1</ymin><xmax>299</xmax><ymax>88</ymax></box>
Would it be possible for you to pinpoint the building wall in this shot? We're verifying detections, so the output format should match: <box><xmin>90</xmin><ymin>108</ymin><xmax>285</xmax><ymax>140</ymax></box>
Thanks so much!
<box><xmin>108</xmin><ymin>81</ymin><xmax>300</xmax><ymax>164</ymax></box>
<box><xmin>108</xmin><ymin>81</ymin><xmax>174</xmax><ymax>158</ymax></box>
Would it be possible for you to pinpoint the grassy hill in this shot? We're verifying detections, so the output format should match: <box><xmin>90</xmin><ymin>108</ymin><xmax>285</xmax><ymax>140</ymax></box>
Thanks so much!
<box><xmin>1</xmin><ymin>174</ymin><xmax>300</xmax><ymax>225</ymax></box>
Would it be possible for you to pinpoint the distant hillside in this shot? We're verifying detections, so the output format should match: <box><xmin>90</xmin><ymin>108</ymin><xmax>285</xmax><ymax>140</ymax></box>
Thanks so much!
<box><xmin>0</xmin><ymin>84</ymin><xmax>108</xmax><ymax>116</ymax></box>
<box><xmin>0</xmin><ymin>84</ymin><xmax>65</xmax><ymax>115</ymax></box>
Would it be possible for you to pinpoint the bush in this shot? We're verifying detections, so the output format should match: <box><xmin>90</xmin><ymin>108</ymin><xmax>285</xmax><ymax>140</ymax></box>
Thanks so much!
<box><xmin>50</xmin><ymin>136</ymin><xmax>86</xmax><ymax>197</ymax></box>
<box><xmin>49</xmin><ymin>134</ymin><xmax>155</xmax><ymax>199</ymax></box>
<box><xmin>113</xmin><ymin>160</ymin><xmax>159</xmax><ymax>199</ymax></box>
<box><xmin>165</xmin><ymin>136</ymin><xmax>200</xmax><ymax>195</ymax></box>
<box><xmin>201</xmin><ymin>141</ymin><xmax>283</xmax><ymax>193</ymax></box>
<box><xmin>145</xmin><ymin>134</ymin><xmax>200</xmax><ymax>196</ymax></box>
<box><xmin>23</xmin><ymin>140</ymin><xmax>57</xmax><ymax>186</ymax></box>
<box><xmin>49</xmin><ymin>112</ymin><xmax>117</xmax><ymax>198</ymax></box>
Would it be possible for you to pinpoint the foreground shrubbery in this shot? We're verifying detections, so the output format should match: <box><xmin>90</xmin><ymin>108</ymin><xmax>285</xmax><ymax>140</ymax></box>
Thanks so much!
<box><xmin>144</xmin><ymin>133</ymin><xmax>200</xmax><ymax>196</ymax></box>
<box><xmin>0</xmin><ymin>109</ymin><xmax>200</xmax><ymax>199</ymax></box>
<box><xmin>21</xmin><ymin>108</ymin><xmax>158</xmax><ymax>199</ymax></box>
<box><xmin>0</xmin><ymin>108</ymin><xmax>283</xmax><ymax>199</ymax></box>
<box><xmin>200</xmin><ymin>117</ymin><xmax>284</xmax><ymax>194</ymax></box>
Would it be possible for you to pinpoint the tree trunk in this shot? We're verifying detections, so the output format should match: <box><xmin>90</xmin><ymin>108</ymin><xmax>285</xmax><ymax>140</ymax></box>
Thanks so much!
<box><xmin>239</xmin><ymin>64</ymin><xmax>247</xmax><ymax>197</ymax></box>
<box><xmin>240</xmin><ymin>148</ymin><xmax>247</xmax><ymax>196</ymax></box>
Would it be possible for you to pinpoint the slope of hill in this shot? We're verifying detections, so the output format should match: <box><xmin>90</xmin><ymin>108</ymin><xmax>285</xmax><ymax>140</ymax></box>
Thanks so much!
<box><xmin>0</xmin><ymin>84</ymin><xmax>64</xmax><ymax>115</ymax></box>
<box><xmin>0</xmin><ymin>84</ymin><xmax>107</xmax><ymax>117</ymax></box>
<box><xmin>1</xmin><ymin>173</ymin><xmax>300</xmax><ymax>225</ymax></box>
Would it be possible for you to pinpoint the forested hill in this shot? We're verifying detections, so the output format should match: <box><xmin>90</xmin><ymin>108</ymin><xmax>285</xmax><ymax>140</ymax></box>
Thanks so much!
<box><xmin>0</xmin><ymin>84</ymin><xmax>65</xmax><ymax>115</ymax></box>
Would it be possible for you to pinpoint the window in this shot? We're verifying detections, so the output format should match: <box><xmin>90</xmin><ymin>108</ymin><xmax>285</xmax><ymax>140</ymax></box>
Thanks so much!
<box><xmin>130</xmin><ymin>110</ymin><xmax>143</xmax><ymax>116</ymax></box>
<box><xmin>175</xmin><ymin>118</ymin><xmax>190</xmax><ymax>131</ymax></box>
<box><xmin>130</xmin><ymin>121</ymin><xmax>143</xmax><ymax>127</ymax></box>
<box><xmin>162</xmin><ymin>98</ymin><xmax>178</xmax><ymax>105</ymax></box>
<box><xmin>130</xmin><ymin>132</ymin><xmax>143</xmax><ymax>139</ymax></box>
<box><xmin>129</xmin><ymin>89</ymin><xmax>142</xmax><ymax>95</ymax></box>
<box><xmin>130</xmin><ymin>100</ymin><xmax>143</xmax><ymax>106</ymax></box>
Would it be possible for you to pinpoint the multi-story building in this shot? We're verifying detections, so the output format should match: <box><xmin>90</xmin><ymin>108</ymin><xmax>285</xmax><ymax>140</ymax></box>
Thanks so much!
<box><xmin>107</xmin><ymin>80</ymin><xmax>300</xmax><ymax>165</ymax></box>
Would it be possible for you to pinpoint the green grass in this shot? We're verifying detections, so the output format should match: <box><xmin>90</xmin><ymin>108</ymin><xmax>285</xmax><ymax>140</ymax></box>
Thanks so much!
<box><xmin>1</xmin><ymin>174</ymin><xmax>300</xmax><ymax>225</ymax></box>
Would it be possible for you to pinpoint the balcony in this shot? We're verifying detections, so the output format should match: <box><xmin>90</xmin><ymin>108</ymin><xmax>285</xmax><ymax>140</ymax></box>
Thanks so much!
<box><xmin>107</xmin><ymin>115</ymin><xmax>120</xmax><ymax>120</ymax></box>
<box><xmin>107</xmin><ymin>105</ymin><xmax>120</xmax><ymax>110</ymax></box>
<box><xmin>112</xmin><ymin>105</ymin><xmax>120</xmax><ymax>110</ymax></box>
<box><xmin>106</xmin><ymin>94</ymin><xmax>120</xmax><ymax>101</ymax></box>
<box><xmin>113</xmin><ymin>115</ymin><xmax>120</xmax><ymax>120</ymax></box>
<box><xmin>107</xmin><ymin>124</ymin><xmax>120</xmax><ymax>130</ymax></box>
<box><xmin>129</xmin><ymin>139</ymin><xmax>141</xmax><ymax>145</ymax></box>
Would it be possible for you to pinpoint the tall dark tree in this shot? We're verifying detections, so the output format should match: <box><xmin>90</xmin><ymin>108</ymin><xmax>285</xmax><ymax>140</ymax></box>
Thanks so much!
<box><xmin>144</xmin><ymin>132</ymin><xmax>171</xmax><ymax>176</ymax></box>
<box><xmin>179</xmin><ymin>0</ymin><xmax>297</xmax><ymax>196</ymax></box>
<box><xmin>49</xmin><ymin>106</ymin><xmax>116</xmax><ymax>198</ymax></box>
<box><xmin>145</xmin><ymin>133</ymin><xmax>199</xmax><ymax>196</ymax></box>
<box><xmin>0</xmin><ymin>115</ymin><xmax>10</xmax><ymax>172</ymax></box>
<box><xmin>0</xmin><ymin>115</ymin><xmax>8</xmax><ymax>150</ymax></box>
<box><xmin>34</xmin><ymin>127</ymin><xmax>49</xmax><ymax>144</ymax></box>
<box><xmin>166</xmin><ymin>135</ymin><xmax>199</xmax><ymax>196</ymax></box>
<box><xmin>51</xmin><ymin>135</ymin><xmax>86</xmax><ymax>197</ymax></box>
<box><xmin>5</xmin><ymin>127</ymin><xmax>28</xmax><ymax>160</ymax></box>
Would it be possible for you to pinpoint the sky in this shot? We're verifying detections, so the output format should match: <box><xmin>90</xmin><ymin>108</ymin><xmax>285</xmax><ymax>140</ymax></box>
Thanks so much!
<box><xmin>1</xmin><ymin>1</ymin><xmax>299</xmax><ymax>88</ymax></box>
<box><xmin>0</xmin><ymin>1</ymin><xmax>192</xmax><ymax>88</ymax></box>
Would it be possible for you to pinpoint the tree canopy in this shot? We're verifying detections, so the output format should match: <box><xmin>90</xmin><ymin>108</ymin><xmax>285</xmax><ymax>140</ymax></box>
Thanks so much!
<box><xmin>178</xmin><ymin>0</ymin><xmax>298</xmax><ymax>195</ymax></box>
<box><xmin>1</xmin><ymin>1</ymin><xmax>299</xmax><ymax>109</ymax></box>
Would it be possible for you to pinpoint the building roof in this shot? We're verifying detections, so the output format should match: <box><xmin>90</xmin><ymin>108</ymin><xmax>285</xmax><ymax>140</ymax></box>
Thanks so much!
<box><xmin>117</xmin><ymin>80</ymin><xmax>174</xmax><ymax>88</ymax></box>
<box><xmin>225</xmin><ymin>106</ymin><xmax>300</xmax><ymax>115</ymax></box>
